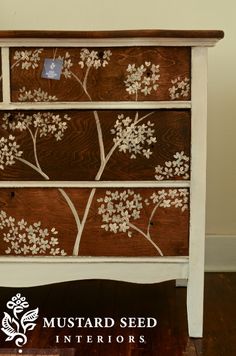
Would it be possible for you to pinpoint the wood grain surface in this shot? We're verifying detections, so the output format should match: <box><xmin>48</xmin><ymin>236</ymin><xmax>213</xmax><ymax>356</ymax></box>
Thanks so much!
<box><xmin>10</xmin><ymin>47</ymin><xmax>191</xmax><ymax>102</ymax></box>
<box><xmin>0</xmin><ymin>188</ymin><xmax>189</xmax><ymax>256</ymax></box>
<box><xmin>0</xmin><ymin>49</ymin><xmax>2</xmax><ymax>102</ymax></box>
<box><xmin>0</xmin><ymin>29</ymin><xmax>225</xmax><ymax>39</ymax></box>
<box><xmin>0</xmin><ymin>109</ymin><xmax>191</xmax><ymax>181</ymax></box>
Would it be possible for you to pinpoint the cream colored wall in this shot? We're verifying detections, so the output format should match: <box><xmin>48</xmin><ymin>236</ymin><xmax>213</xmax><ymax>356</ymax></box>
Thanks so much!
<box><xmin>0</xmin><ymin>0</ymin><xmax>235</xmax><ymax>236</ymax></box>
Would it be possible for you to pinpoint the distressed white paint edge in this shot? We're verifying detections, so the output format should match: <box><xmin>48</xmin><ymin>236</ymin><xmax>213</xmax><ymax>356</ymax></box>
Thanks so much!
<box><xmin>1</xmin><ymin>47</ymin><xmax>10</xmax><ymax>104</ymax></box>
<box><xmin>0</xmin><ymin>38</ymin><xmax>221</xmax><ymax>47</ymax></box>
<box><xmin>0</xmin><ymin>101</ymin><xmax>191</xmax><ymax>110</ymax></box>
<box><xmin>187</xmin><ymin>47</ymin><xmax>208</xmax><ymax>338</ymax></box>
<box><xmin>0</xmin><ymin>180</ymin><xmax>190</xmax><ymax>188</ymax></box>
<box><xmin>205</xmin><ymin>234</ymin><xmax>236</xmax><ymax>272</ymax></box>
<box><xmin>0</xmin><ymin>260</ymin><xmax>189</xmax><ymax>287</ymax></box>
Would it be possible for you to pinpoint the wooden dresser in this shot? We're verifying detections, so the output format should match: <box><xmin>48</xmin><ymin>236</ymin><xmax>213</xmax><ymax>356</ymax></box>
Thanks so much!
<box><xmin>0</xmin><ymin>30</ymin><xmax>224</xmax><ymax>337</ymax></box>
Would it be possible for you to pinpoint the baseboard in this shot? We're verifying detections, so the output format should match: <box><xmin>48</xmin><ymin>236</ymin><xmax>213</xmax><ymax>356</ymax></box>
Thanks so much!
<box><xmin>205</xmin><ymin>234</ymin><xmax>236</xmax><ymax>272</ymax></box>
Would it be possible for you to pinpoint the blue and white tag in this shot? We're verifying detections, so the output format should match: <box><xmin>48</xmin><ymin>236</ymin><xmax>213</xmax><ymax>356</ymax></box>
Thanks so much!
<box><xmin>41</xmin><ymin>58</ymin><xmax>63</xmax><ymax>80</ymax></box>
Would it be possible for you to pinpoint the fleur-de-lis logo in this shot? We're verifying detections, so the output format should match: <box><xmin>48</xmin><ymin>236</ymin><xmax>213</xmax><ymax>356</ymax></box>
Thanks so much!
<box><xmin>1</xmin><ymin>293</ymin><xmax>39</xmax><ymax>346</ymax></box>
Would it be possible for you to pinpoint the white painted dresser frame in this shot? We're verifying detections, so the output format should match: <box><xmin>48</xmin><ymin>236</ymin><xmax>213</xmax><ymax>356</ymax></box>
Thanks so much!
<box><xmin>0</xmin><ymin>33</ymin><xmax>222</xmax><ymax>338</ymax></box>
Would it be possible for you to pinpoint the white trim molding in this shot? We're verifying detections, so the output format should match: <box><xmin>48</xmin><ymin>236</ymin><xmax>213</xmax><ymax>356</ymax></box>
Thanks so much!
<box><xmin>0</xmin><ymin>180</ymin><xmax>190</xmax><ymax>188</ymax></box>
<box><xmin>1</xmin><ymin>47</ymin><xmax>11</xmax><ymax>104</ymax></box>
<box><xmin>0</xmin><ymin>257</ymin><xmax>189</xmax><ymax>287</ymax></box>
<box><xmin>0</xmin><ymin>101</ymin><xmax>191</xmax><ymax>111</ymax></box>
<box><xmin>205</xmin><ymin>234</ymin><xmax>236</xmax><ymax>272</ymax></box>
<box><xmin>0</xmin><ymin>38</ymin><xmax>221</xmax><ymax>48</ymax></box>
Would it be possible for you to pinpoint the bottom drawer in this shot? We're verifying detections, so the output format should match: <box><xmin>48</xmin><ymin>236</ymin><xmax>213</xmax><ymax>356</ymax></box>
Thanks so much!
<box><xmin>0</xmin><ymin>188</ymin><xmax>189</xmax><ymax>257</ymax></box>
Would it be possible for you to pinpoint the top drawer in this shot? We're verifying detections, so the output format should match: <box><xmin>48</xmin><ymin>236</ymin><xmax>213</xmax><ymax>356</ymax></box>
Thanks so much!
<box><xmin>0</xmin><ymin>49</ymin><xmax>2</xmax><ymax>102</ymax></box>
<box><xmin>9</xmin><ymin>46</ymin><xmax>191</xmax><ymax>102</ymax></box>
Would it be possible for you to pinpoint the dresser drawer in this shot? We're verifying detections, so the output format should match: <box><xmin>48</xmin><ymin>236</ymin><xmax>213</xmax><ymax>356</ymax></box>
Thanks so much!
<box><xmin>0</xmin><ymin>187</ymin><xmax>189</xmax><ymax>257</ymax></box>
<box><xmin>0</xmin><ymin>49</ymin><xmax>2</xmax><ymax>102</ymax></box>
<box><xmin>10</xmin><ymin>46</ymin><xmax>191</xmax><ymax>102</ymax></box>
<box><xmin>0</xmin><ymin>109</ymin><xmax>190</xmax><ymax>181</ymax></box>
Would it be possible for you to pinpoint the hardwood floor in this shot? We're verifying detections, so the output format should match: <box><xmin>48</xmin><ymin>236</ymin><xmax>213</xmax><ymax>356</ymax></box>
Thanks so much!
<box><xmin>0</xmin><ymin>273</ymin><xmax>235</xmax><ymax>355</ymax></box>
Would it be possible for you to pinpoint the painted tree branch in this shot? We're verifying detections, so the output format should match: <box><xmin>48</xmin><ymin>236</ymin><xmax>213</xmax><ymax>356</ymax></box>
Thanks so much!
<box><xmin>128</xmin><ymin>222</ymin><xmax>164</xmax><ymax>256</ymax></box>
<box><xmin>15</xmin><ymin>157</ymin><xmax>49</xmax><ymax>180</ymax></box>
<box><xmin>58</xmin><ymin>188</ymin><xmax>81</xmax><ymax>230</ymax></box>
<box><xmin>97</xmin><ymin>188</ymin><xmax>188</xmax><ymax>256</ymax></box>
<box><xmin>27</xmin><ymin>126</ymin><xmax>43</xmax><ymax>173</ymax></box>
<box><xmin>25</xmin><ymin>130</ymin><xmax>82</xmax><ymax>249</ymax></box>
<box><xmin>83</xmin><ymin>66</ymin><xmax>91</xmax><ymax>91</ymax></box>
<box><xmin>147</xmin><ymin>201</ymin><xmax>161</xmax><ymax>237</ymax></box>
<box><xmin>72</xmin><ymin>188</ymin><xmax>96</xmax><ymax>255</ymax></box>
<box><xmin>60</xmin><ymin>52</ymin><xmax>158</xmax><ymax>255</ymax></box>
<box><xmin>11</xmin><ymin>58</ymin><xmax>22</xmax><ymax>70</ymax></box>
<box><xmin>1</xmin><ymin>111</ymin><xmax>81</xmax><ymax>255</ymax></box>
<box><xmin>93</xmin><ymin>110</ymin><xmax>106</xmax><ymax>165</ymax></box>
<box><xmin>68</xmin><ymin>68</ymin><xmax>106</xmax><ymax>167</ymax></box>
<box><xmin>74</xmin><ymin>109</ymin><xmax>156</xmax><ymax>253</ymax></box>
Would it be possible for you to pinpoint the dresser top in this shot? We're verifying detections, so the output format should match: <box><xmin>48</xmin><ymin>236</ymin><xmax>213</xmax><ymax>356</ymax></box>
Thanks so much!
<box><xmin>0</xmin><ymin>29</ymin><xmax>224</xmax><ymax>39</ymax></box>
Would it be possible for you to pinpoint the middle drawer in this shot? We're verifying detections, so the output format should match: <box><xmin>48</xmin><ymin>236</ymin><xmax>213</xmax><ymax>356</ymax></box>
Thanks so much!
<box><xmin>0</xmin><ymin>109</ymin><xmax>190</xmax><ymax>181</ymax></box>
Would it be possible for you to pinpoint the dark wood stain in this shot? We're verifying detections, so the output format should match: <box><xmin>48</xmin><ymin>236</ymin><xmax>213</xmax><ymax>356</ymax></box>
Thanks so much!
<box><xmin>0</xmin><ymin>29</ymin><xmax>225</xmax><ymax>39</ymax></box>
<box><xmin>0</xmin><ymin>49</ymin><xmax>2</xmax><ymax>102</ymax></box>
<box><xmin>0</xmin><ymin>188</ymin><xmax>189</xmax><ymax>256</ymax></box>
<box><xmin>0</xmin><ymin>110</ymin><xmax>191</xmax><ymax>181</ymax></box>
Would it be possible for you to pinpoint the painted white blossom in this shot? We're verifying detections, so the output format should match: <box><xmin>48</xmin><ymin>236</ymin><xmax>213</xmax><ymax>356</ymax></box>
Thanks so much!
<box><xmin>2</xmin><ymin>112</ymin><xmax>71</xmax><ymax>141</ymax></box>
<box><xmin>155</xmin><ymin>151</ymin><xmax>190</xmax><ymax>180</ymax></box>
<box><xmin>79</xmin><ymin>48</ymin><xmax>112</xmax><ymax>69</ymax></box>
<box><xmin>111</xmin><ymin>114</ymin><xmax>157</xmax><ymax>159</ymax></box>
<box><xmin>58</xmin><ymin>51</ymin><xmax>73</xmax><ymax>79</ymax></box>
<box><xmin>124</xmin><ymin>61</ymin><xmax>160</xmax><ymax>98</ymax></box>
<box><xmin>13</xmin><ymin>49</ymin><xmax>43</xmax><ymax>69</ymax></box>
<box><xmin>97</xmin><ymin>190</ymin><xmax>143</xmax><ymax>237</ymax></box>
<box><xmin>146</xmin><ymin>189</ymin><xmax>189</xmax><ymax>212</ymax></box>
<box><xmin>0</xmin><ymin>135</ymin><xmax>23</xmax><ymax>170</ymax></box>
<box><xmin>169</xmin><ymin>77</ymin><xmax>190</xmax><ymax>100</ymax></box>
<box><xmin>98</xmin><ymin>187</ymin><xmax>189</xmax><ymax>252</ymax></box>
<box><xmin>0</xmin><ymin>210</ymin><xmax>66</xmax><ymax>256</ymax></box>
<box><xmin>18</xmin><ymin>87</ymin><xmax>58</xmax><ymax>102</ymax></box>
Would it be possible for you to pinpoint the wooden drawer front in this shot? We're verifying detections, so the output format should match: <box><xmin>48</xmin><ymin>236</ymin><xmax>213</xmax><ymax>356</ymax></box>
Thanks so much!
<box><xmin>0</xmin><ymin>188</ymin><xmax>189</xmax><ymax>257</ymax></box>
<box><xmin>10</xmin><ymin>47</ymin><xmax>191</xmax><ymax>102</ymax></box>
<box><xmin>0</xmin><ymin>49</ymin><xmax>2</xmax><ymax>102</ymax></box>
<box><xmin>0</xmin><ymin>109</ymin><xmax>190</xmax><ymax>181</ymax></box>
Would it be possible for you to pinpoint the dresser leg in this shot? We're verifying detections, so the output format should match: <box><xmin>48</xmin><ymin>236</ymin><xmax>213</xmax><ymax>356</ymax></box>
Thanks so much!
<box><xmin>186</xmin><ymin>46</ymin><xmax>207</xmax><ymax>338</ymax></box>
<box><xmin>186</xmin><ymin>274</ymin><xmax>204</xmax><ymax>337</ymax></box>
<box><xmin>175</xmin><ymin>279</ymin><xmax>187</xmax><ymax>287</ymax></box>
